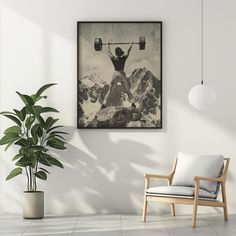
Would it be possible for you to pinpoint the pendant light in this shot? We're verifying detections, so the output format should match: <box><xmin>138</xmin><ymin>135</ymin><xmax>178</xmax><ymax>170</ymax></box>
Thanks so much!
<box><xmin>188</xmin><ymin>0</ymin><xmax>216</xmax><ymax>110</ymax></box>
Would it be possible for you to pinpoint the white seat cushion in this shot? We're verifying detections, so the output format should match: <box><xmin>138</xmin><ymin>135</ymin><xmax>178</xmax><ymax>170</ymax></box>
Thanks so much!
<box><xmin>171</xmin><ymin>153</ymin><xmax>224</xmax><ymax>193</ymax></box>
<box><xmin>146</xmin><ymin>186</ymin><xmax>216</xmax><ymax>199</ymax></box>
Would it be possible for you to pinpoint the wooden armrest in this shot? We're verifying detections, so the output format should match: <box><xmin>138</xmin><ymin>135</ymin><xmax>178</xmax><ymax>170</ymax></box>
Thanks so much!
<box><xmin>194</xmin><ymin>176</ymin><xmax>223</xmax><ymax>183</ymax></box>
<box><xmin>144</xmin><ymin>173</ymin><xmax>170</xmax><ymax>179</ymax></box>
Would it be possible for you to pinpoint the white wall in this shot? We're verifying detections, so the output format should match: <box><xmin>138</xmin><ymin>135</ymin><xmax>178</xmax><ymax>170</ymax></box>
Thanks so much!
<box><xmin>0</xmin><ymin>0</ymin><xmax>236</xmax><ymax>214</ymax></box>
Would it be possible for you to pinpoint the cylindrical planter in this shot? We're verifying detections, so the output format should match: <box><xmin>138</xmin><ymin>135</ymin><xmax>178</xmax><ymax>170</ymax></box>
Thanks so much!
<box><xmin>23</xmin><ymin>191</ymin><xmax>44</xmax><ymax>219</ymax></box>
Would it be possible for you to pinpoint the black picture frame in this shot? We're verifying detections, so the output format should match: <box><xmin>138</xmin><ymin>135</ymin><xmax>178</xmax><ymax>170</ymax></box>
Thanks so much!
<box><xmin>77</xmin><ymin>21</ymin><xmax>162</xmax><ymax>129</ymax></box>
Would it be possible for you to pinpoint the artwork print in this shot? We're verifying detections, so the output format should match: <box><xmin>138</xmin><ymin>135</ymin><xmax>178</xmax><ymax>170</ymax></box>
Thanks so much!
<box><xmin>77</xmin><ymin>22</ymin><xmax>162</xmax><ymax>128</ymax></box>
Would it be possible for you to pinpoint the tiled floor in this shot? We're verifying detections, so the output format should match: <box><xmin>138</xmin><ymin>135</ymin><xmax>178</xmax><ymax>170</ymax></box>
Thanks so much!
<box><xmin>0</xmin><ymin>213</ymin><xmax>235</xmax><ymax>236</ymax></box>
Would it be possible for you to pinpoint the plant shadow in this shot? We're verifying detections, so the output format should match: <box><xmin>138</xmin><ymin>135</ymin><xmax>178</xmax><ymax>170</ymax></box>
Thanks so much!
<box><xmin>45</xmin><ymin>126</ymin><xmax>160</xmax><ymax>214</ymax></box>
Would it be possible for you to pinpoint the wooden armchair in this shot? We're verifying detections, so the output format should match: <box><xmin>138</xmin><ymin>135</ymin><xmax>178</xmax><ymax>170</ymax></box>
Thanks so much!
<box><xmin>142</xmin><ymin>154</ymin><xmax>230</xmax><ymax>227</ymax></box>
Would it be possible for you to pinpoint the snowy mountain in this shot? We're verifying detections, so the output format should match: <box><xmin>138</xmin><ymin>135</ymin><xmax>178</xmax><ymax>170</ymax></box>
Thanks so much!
<box><xmin>78</xmin><ymin>68</ymin><xmax>161</xmax><ymax>128</ymax></box>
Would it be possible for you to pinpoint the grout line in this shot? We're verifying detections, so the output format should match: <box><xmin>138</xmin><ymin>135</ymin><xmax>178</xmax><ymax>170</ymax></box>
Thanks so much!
<box><xmin>21</xmin><ymin>220</ymin><xmax>33</xmax><ymax>236</ymax></box>
<box><xmin>71</xmin><ymin>214</ymin><xmax>80</xmax><ymax>236</ymax></box>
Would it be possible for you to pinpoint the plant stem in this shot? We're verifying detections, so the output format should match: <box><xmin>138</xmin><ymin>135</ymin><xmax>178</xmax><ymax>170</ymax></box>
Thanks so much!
<box><xmin>25</xmin><ymin>167</ymin><xmax>29</xmax><ymax>191</ymax></box>
<box><xmin>29</xmin><ymin>167</ymin><xmax>33</xmax><ymax>191</ymax></box>
<box><xmin>31</xmin><ymin>167</ymin><xmax>34</xmax><ymax>191</ymax></box>
<box><xmin>34</xmin><ymin>160</ymin><xmax>38</xmax><ymax>191</ymax></box>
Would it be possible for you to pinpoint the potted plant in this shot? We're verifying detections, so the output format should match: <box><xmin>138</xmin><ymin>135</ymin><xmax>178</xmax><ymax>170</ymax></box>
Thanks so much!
<box><xmin>0</xmin><ymin>83</ymin><xmax>67</xmax><ymax>219</ymax></box>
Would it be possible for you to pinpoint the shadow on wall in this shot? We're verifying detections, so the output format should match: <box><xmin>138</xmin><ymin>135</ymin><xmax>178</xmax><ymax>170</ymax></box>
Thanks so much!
<box><xmin>0</xmin><ymin>2</ymin><xmax>168</xmax><ymax>214</ymax></box>
<box><xmin>46</xmin><ymin>126</ymin><xmax>159</xmax><ymax>214</ymax></box>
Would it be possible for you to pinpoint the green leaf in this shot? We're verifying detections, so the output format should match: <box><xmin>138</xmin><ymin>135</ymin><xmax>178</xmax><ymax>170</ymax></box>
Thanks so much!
<box><xmin>45</xmin><ymin>117</ymin><xmax>53</xmax><ymax>130</ymax></box>
<box><xmin>50</xmin><ymin>131</ymin><xmax>68</xmax><ymax>135</ymax></box>
<box><xmin>32</xmin><ymin>146</ymin><xmax>48</xmax><ymax>152</ymax></box>
<box><xmin>47</xmin><ymin>156</ymin><xmax>64</xmax><ymax>168</ymax></box>
<box><xmin>47</xmin><ymin>137</ymin><xmax>66</xmax><ymax>150</ymax></box>
<box><xmin>21</xmin><ymin>107</ymin><xmax>27</xmax><ymax>120</ymax></box>
<box><xmin>46</xmin><ymin>125</ymin><xmax>63</xmax><ymax>133</ymax></box>
<box><xmin>34</xmin><ymin>171</ymin><xmax>47</xmax><ymax>180</ymax></box>
<box><xmin>16</xmin><ymin>91</ymin><xmax>34</xmax><ymax>106</ymax></box>
<box><xmin>26</xmin><ymin>105</ymin><xmax>35</xmax><ymax>114</ymax></box>
<box><xmin>25</xmin><ymin>116</ymin><xmax>35</xmax><ymax>129</ymax></box>
<box><xmin>19</xmin><ymin>147</ymin><xmax>24</xmax><ymax>156</ymax></box>
<box><xmin>14</xmin><ymin>138</ymin><xmax>28</xmax><ymax>147</ymax></box>
<box><xmin>27</xmin><ymin>138</ymin><xmax>35</xmax><ymax>146</ymax></box>
<box><xmin>32</xmin><ymin>135</ymin><xmax>38</xmax><ymax>145</ymax></box>
<box><xmin>32</xmin><ymin>106</ymin><xmax>59</xmax><ymax>116</ymax></box>
<box><xmin>15</xmin><ymin>157</ymin><xmax>33</xmax><ymax>167</ymax></box>
<box><xmin>4</xmin><ymin>140</ymin><xmax>15</xmax><ymax>151</ymax></box>
<box><xmin>2</xmin><ymin>115</ymin><xmax>21</xmax><ymax>127</ymax></box>
<box><xmin>45</xmin><ymin>118</ymin><xmax>59</xmax><ymax>131</ymax></box>
<box><xmin>0</xmin><ymin>111</ymin><xmax>16</xmax><ymax>116</ymax></box>
<box><xmin>36</xmin><ymin>83</ymin><xmax>57</xmax><ymax>97</ymax></box>
<box><xmin>50</xmin><ymin>134</ymin><xmax>66</xmax><ymax>141</ymax></box>
<box><xmin>37</xmin><ymin>126</ymin><xmax>43</xmax><ymax>137</ymax></box>
<box><xmin>31</xmin><ymin>123</ymin><xmax>40</xmax><ymax>136</ymax></box>
<box><xmin>31</xmin><ymin>94</ymin><xmax>47</xmax><ymax>103</ymax></box>
<box><xmin>39</xmin><ymin>167</ymin><xmax>50</xmax><ymax>174</ymax></box>
<box><xmin>13</xmin><ymin>109</ymin><xmax>25</xmax><ymax>121</ymax></box>
<box><xmin>38</xmin><ymin>153</ymin><xmax>54</xmax><ymax>167</ymax></box>
<box><xmin>6</xmin><ymin>167</ymin><xmax>22</xmax><ymax>180</ymax></box>
<box><xmin>31</xmin><ymin>124</ymin><xmax>40</xmax><ymax>137</ymax></box>
<box><xmin>20</xmin><ymin>147</ymin><xmax>37</xmax><ymax>163</ymax></box>
<box><xmin>36</xmin><ymin>115</ymin><xmax>45</xmax><ymax>127</ymax></box>
<box><xmin>33</xmin><ymin>105</ymin><xmax>43</xmax><ymax>116</ymax></box>
<box><xmin>0</xmin><ymin>133</ymin><xmax>19</xmax><ymax>145</ymax></box>
<box><xmin>36</xmin><ymin>95</ymin><xmax>47</xmax><ymax>102</ymax></box>
<box><xmin>12</xmin><ymin>154</ymin><xmax>23</xmax><ymax>161</ymax></box>
<box><xmin>41</xmin><ymin>107</ymin><xmax>59</xmax><ymax>113</ymax></box>
<box><xmin>4</xmin><ymin>126</ymin><xmax>21</xmax><ymax>134</ymax></box>
<box><xmin>38</xmin><ymin>157</ymin><xmax>52</xmax><ymax>166</ymax></box>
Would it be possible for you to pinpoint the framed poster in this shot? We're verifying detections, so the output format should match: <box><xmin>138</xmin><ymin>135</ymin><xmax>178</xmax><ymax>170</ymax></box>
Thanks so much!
<box><xmin>77</xmin><ymin>21</ymin><xmax>162</xmax><ymax>129</ymax></box>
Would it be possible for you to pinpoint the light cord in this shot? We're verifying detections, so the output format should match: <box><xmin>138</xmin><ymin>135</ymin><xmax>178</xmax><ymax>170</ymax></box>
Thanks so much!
<box><xmin>201</xmin><ymin>0</ymin><xmax>204</xmax><ymax>84</ymax></box>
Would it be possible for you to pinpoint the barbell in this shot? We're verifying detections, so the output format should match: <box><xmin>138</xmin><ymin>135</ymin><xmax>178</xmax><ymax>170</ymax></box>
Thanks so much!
<box><xmin>94</xmin><ymin>36</ymin><xmax>146</xmax><ymax>51</ymax></box>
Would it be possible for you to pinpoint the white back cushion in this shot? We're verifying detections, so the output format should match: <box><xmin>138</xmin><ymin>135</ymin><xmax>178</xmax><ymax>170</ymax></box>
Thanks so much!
<box><xmin>172</xmin><ymin>153</ymin><xmax>224</xmax><ymax>193</ymax></box>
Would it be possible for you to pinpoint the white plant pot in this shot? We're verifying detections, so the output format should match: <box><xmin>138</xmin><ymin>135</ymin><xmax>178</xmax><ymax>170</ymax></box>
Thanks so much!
<box><xmin>23</xmin><ymin>191</ymin><xmax>44</xmax><ymax>219</ymax></box>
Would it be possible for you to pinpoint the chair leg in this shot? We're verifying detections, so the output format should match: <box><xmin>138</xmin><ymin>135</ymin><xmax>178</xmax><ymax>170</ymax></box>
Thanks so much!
<box><xmin>192</xmin><ymin>181</ymin><xmax>199</xmax><ymax>228</ymax></box>
<box><xmin>170</xmin><ymin>203</ymin><xmax>175</xmax><ymax>216</ymax></box>
<box><xmin>192</xmin><ymin>202</ymin><xmax>198</xmax><ymax>227</ymax></box>
<box><xmin>142</xmin><ymin>196</ymin><xmax>148</xmax><ymax>222</ymax></box>
<box><xmin>221</xmin><ymin>183</ymin><xmax>228</xmax><ymax>221</ymax></box>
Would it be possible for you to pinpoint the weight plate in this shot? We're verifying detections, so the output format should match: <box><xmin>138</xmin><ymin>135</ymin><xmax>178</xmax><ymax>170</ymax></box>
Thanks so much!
<box><xmin>94</xmin><ymin>38</ymin><xmax>103</xmax><ymax>51</ymax></box>
<box><xmin>139</xmin><ymin>36</ymin><xmax>146</xmax><ymax>50</ymax></box>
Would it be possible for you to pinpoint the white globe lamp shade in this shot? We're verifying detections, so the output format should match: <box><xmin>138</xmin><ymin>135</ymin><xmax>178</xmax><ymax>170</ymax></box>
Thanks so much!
<box><xmin>188</xmin><ymin>84</ymin><xmax>216</xmax><ymax>110</ymax></box>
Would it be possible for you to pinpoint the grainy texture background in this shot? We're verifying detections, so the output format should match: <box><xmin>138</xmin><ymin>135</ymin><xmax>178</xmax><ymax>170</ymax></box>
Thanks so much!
<box><xmin>78</xmin><ymin>22</ymin><xmax>161</xmax><ymax>128</ymax></box>
<box><xmin>79</xmin><ymin>22</ymin><xmax>161</xmax><ymax>80</ymax></box>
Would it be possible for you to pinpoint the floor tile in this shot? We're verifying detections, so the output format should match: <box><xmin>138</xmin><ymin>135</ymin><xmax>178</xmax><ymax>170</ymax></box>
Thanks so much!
<box><xmin>0</xmin><ymin>213</ymin><xmax>235</xmax><ymax>236</ymax></box>
<box><xmin>121</xmin><ymin>215</ymin><xmax>169</xmax><ymax>236</ymax></box>
<box><xmin>72</xmin><ymin>230</ymin><xmax>121</xmax><ymax>236</ymax></box>
<box><xmin>23</xmin><ymin>234</ymin><xmax>72</xmax><ymax>236</ymax></box>
<box><xmin>23</xmin><ymin>223</ymin><xmax>75</xmax><ymax>235</ymax></box>
<box><xmin>23</xmin><ymin>215</ymin><xmax>78</xmax><ymax>236</ymax></box>
<box><xmin>121</xmin><ymin>214</ymin><xmax>167</xmax><ymax>231</ymax></box>
<box><xmin>0</xmin><ymin>214</ymin><xmax>32</xmax><ymax>236</ymax></box>
<box><xmin>161</xmin><ymin>214</ymin><xmax>216</xmax><ymax>236</ymax></box>
<box><xmin>122</xmin><ymin>229</ymin><xmax>170</xmax><ymax>236</ymax></box>
<box><xmin>72</xmin><ymin>214</ymin><xmax>121</xmax><ymax>236</ymax></box>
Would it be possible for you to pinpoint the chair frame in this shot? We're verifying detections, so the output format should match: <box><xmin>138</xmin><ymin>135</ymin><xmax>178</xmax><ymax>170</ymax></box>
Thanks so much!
<box><xmin>142</xmin><ymin>158</ymin><xmax>230</xmax><ymax>227</ymax></box>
